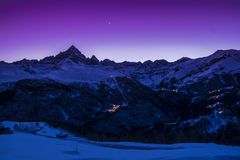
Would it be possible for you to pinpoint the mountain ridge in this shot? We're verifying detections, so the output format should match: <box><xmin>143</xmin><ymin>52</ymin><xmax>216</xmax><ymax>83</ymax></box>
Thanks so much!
<box><xmin>1</xmin><ymin>46</ymin><xmax>240</xmax><ymax>91</ymax></box>
<box><xmin>7</xmin><ymin>45</ymin><xmax>240</xmax><ymax>66</ymax></box>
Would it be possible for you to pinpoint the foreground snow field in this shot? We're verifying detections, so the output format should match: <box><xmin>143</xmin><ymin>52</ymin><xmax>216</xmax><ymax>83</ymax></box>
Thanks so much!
<box><xmin>0</xmin><ymin>122</ymin><xmax>240</xmax><ymax>160</ymax></box>
<box><xmin>1</xmin><ymin>134</ymin><xmax>240</xmax><ymax>160</ymax></box>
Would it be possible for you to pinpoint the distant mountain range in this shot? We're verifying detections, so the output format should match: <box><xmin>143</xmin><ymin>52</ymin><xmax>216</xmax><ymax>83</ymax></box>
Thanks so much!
<box><xmin>0</xmin><ymin>46</ymin><xmax>240</xmax><ymax>145</ymax></box>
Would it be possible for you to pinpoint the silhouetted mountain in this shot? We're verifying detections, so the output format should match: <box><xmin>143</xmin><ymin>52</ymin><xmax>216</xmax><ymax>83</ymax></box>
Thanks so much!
<box><xmin>101</xmin><ymin>59</ymin><xmax>116</xmax><ymax>66</ymax></box>
<box><xmin>40</xmin><ymin>45</ymin><xmax>87</xmax><ymax>64</ymax></box>
<box><xmin>173</xmin><ymin>57</ymin><xmax>192</xmax><ymax>64</ymax></box>
<box><xmin>89</xmin><ymin>55</ymin><xmax>100</xmax><ymax>64</ymax></box>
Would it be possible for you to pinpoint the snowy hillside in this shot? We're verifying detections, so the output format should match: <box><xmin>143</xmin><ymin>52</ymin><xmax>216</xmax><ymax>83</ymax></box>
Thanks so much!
<box><xmin>1</xmin><ymin>121</ymin><xmax>240</xmax><ymax>160</ymax></box>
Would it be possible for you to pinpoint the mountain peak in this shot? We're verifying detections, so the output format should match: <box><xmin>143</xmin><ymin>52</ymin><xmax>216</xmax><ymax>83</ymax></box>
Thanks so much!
<box><xmin>174</xmin><ymin>57</ymin><xmax>192</xmax><ymax>64</ymax></box>
<box><xmin>66</xmin><ymin>45</ymin><xmax>82</xmax><ymax>55</ymax></box>
<box><xmin>90</xmin><ymin>55</ymin><xmax>99</xmax><ymax>63</ymax></box>
<box><xmin>40</xmin><ymin>45</ymin><xmax>87</xmax><ymax>64</ymax></box>
<box><xmin>212</xmin><ymin>49</ymin><xmax>240</xmax><ymax>58</ymax></box>
<box><xmin>54</xmin><ymin>46</ymin><xmax>86</xmax><ymax>64</ymax></box>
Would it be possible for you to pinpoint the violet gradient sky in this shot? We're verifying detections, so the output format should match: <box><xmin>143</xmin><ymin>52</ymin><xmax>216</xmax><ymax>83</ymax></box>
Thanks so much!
<box><xmin>0</xmin><ymin>0</ymin><xmax>240</xmax><ymax>62</ymax></box>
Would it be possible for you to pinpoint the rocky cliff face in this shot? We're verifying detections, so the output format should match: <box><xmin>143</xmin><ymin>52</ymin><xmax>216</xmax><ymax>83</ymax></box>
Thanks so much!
<box><xmin>0</xmin><ymin>46</ymin><xmax>240</xmax><ymax>145</ymax></box>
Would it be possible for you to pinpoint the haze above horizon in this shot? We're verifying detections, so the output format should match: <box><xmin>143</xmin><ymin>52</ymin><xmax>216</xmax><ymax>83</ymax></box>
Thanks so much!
<box><xmin>1</xmin><ymin>0</ymin><xmax>240</xmax><ymax>62</ymax></box>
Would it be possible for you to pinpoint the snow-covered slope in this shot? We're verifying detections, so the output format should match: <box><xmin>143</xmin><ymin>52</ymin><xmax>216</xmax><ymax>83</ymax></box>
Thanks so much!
<box><xmin>1</xmin><ymin>121</ymin><xmax>240</xmax><ymax>160</ymax></box>
<box><xmin>0</xmin><ymin>61</ymin><xmax>124</xmax><ymax>84</ymax></box>
<box><xmin>135</xmin><ymin>49</ymin><xmax>240</xmax><ymax>88</ymax></box>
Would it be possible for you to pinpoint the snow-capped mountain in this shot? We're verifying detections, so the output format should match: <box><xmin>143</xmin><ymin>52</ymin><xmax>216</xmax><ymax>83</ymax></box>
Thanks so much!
<box><xmin>0</xmin><ymin>46</ymin><xmax>240</xmax><ymax>145</ymax></box>
<box><xmin>1</xmin><ymin>46</ymin><xmax>240</xmax><ymax>91</ymax></box>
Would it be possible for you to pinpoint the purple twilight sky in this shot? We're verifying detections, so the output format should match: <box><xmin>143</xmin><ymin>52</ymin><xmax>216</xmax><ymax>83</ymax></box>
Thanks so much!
<box><xmin>0</xmin><ymin>0</ymin><xmax>240</xmax><ymax>62</ymax></box>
